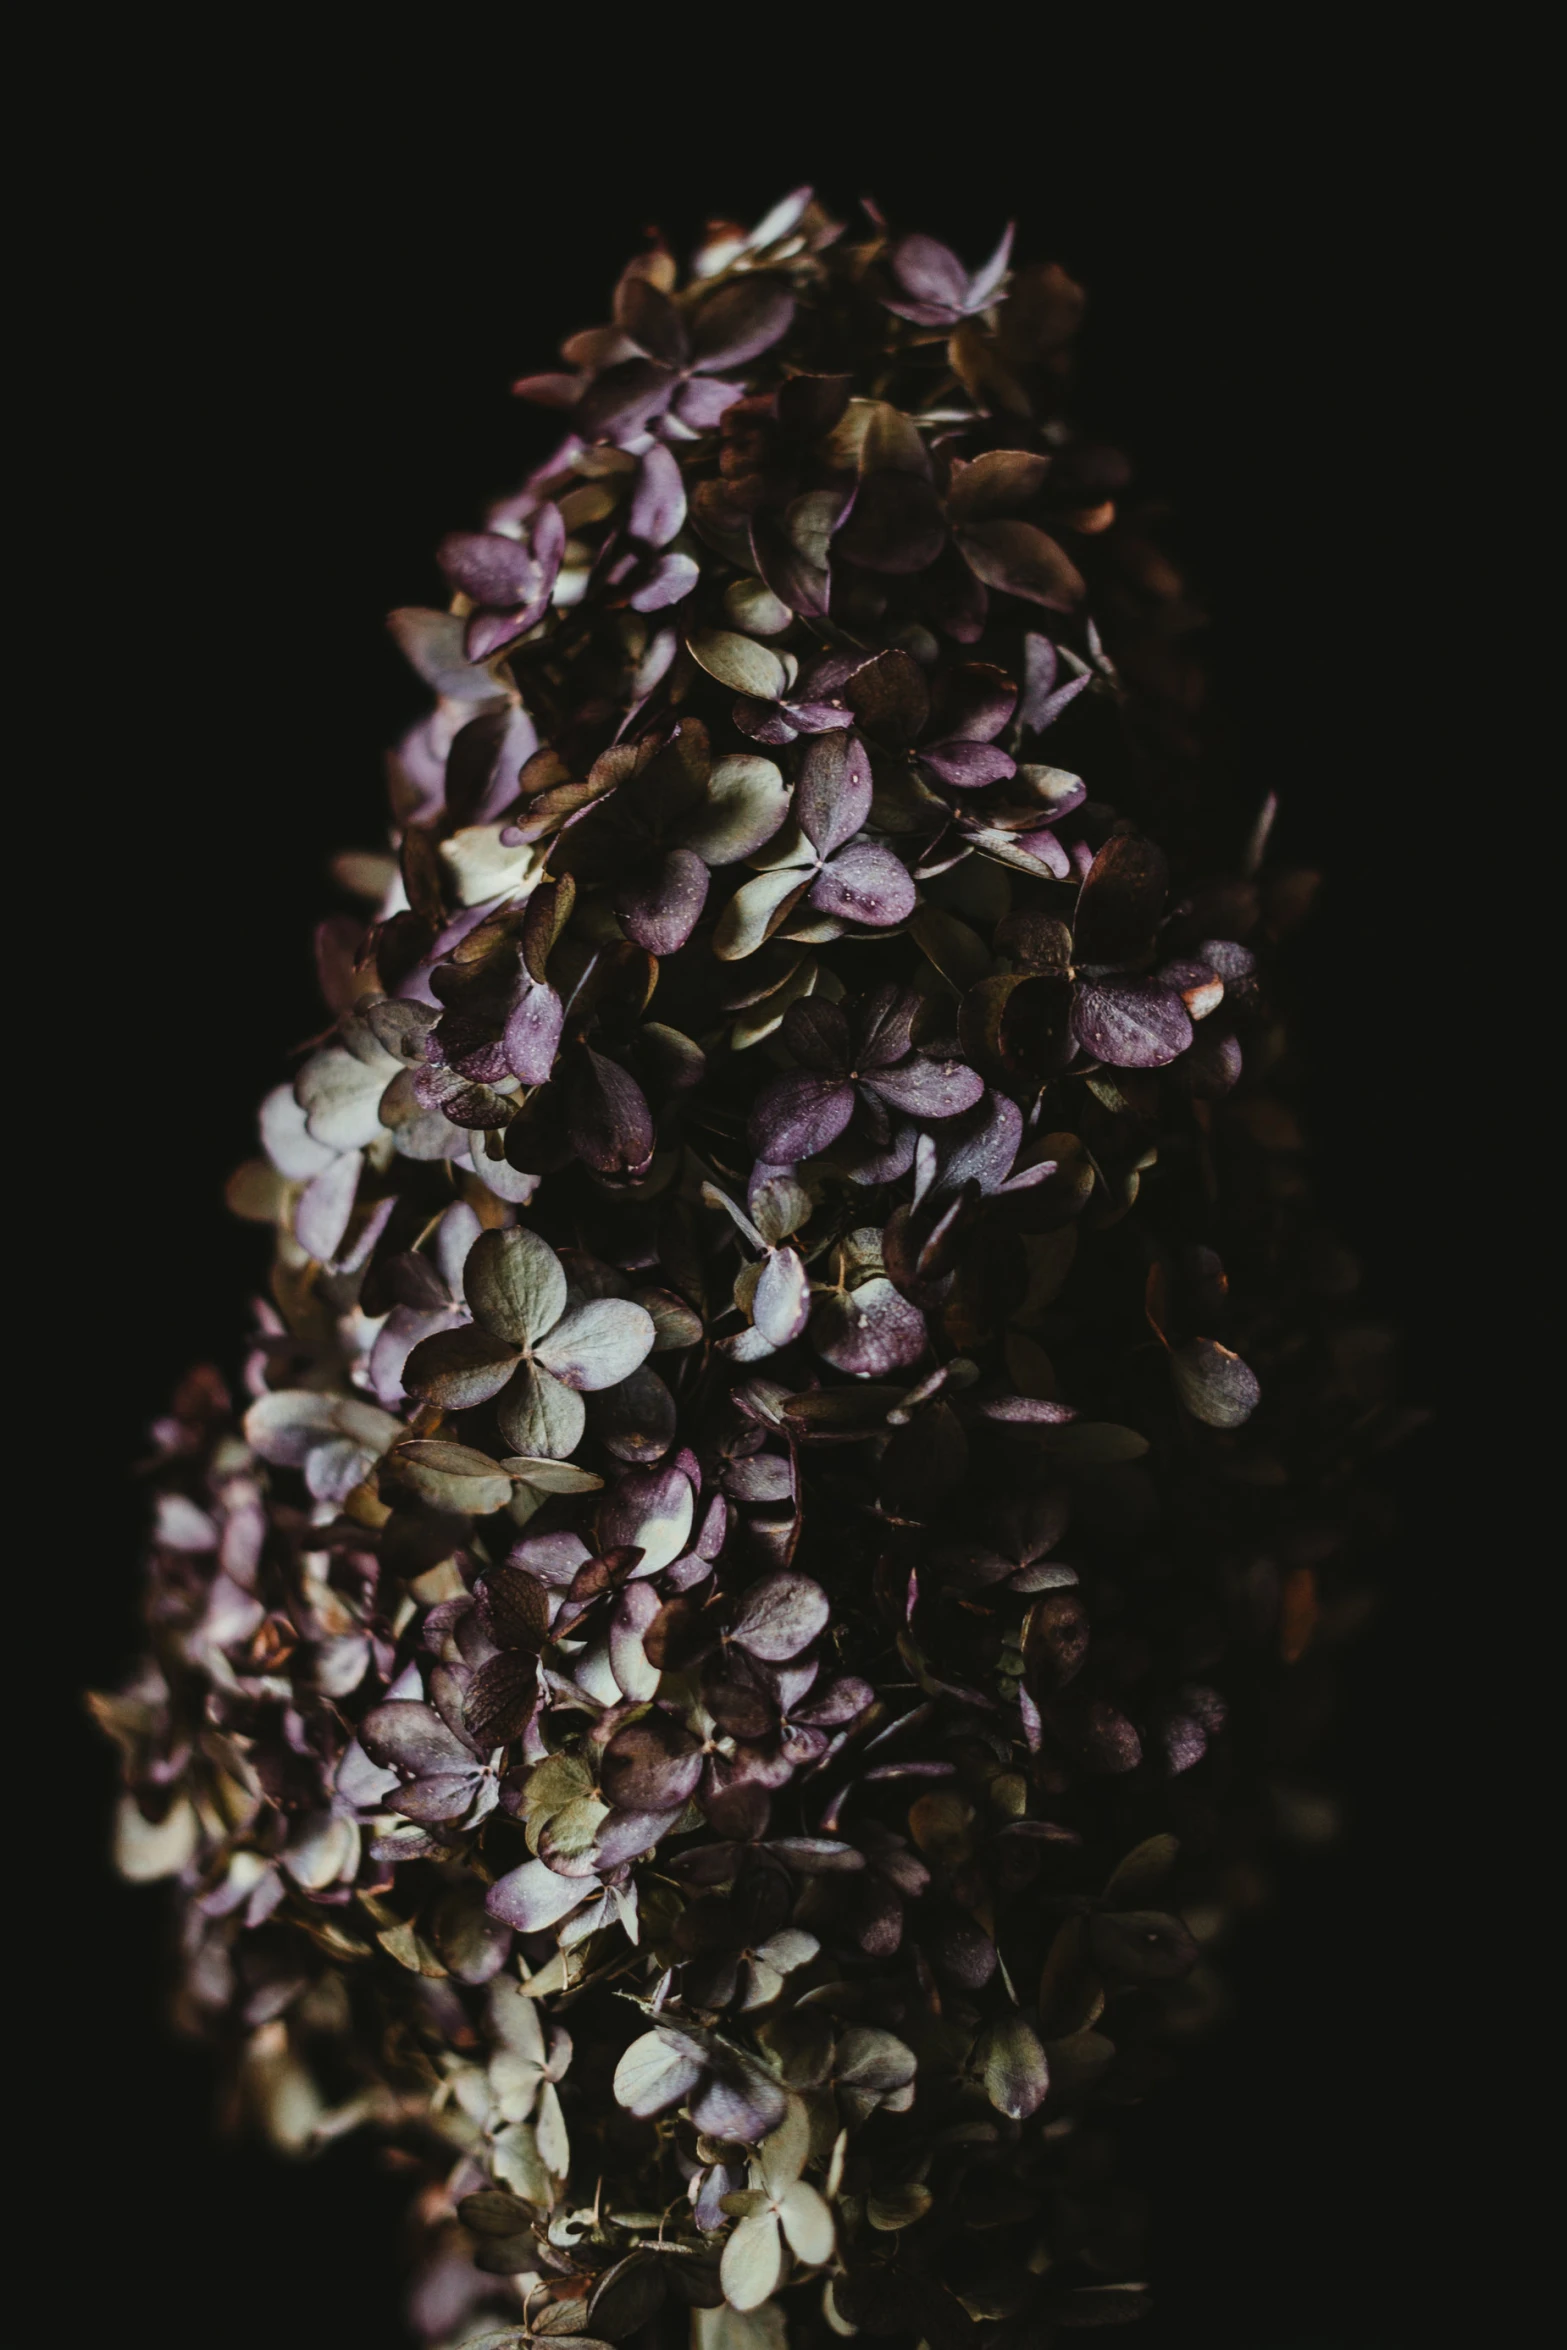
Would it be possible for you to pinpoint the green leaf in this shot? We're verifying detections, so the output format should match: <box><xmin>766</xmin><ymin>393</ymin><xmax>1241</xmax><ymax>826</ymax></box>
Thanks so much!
<box><xmin>714</xmin><ymin>869</ymin><xmax>812</xmax><ymax>961</ymax></box>
<box><xmin>694</xmin><ymin>2306</ymin><xmax>788</xmax><ymax>2350</ymax></box>
<box><xmin>387</xmin><ymin>607</ymin><xmax>508</xmax><ymax>700</ymax></box>
<box><xmin>586</xmin><ymin>2253</ymin><xmax>669</xmax><ymax>2341</ymax></box>
<box><xmin>687</xmin><ymin>629</ymin><xmax>789</xmax><ymax>702</ymax></box>
<box><xmin>779</xmin><ymin>2180</ymin><xmax>834</xmax><ymax>2263</ymax></box>
<box><xmin>496</xmin><ymin>1364</ymin><xmax>586</xmax><ymax>1461</ymax></box>
<box><xmin>866</xmin><ymin>2182</ymin><xmax>933</xmax><ymax>2230</ymax></box>
<box><xmin>756</xmin><ymin>2096</ymin><xmax>811</xmax><ymax>2195</ymax></box>
<box><xmin>113</xmin><ymin>1793</ymin><xmax>198</xmax><ymax>1882</ymax></box>
<box><xmin>683</xmin><ymin>754</ymin><xmax>791</xmax><ymax>865</ymax></box>
<box><xmin>498</xmin><ymin>1455</ymin><xmax>605</xmax><ymax>1494</ymax></box>
<box><xmin>491</xmin><ymin>2119</ymin><xmax>554</xmax><ymax>2204</ymax></box>
<box><xmin>382</xmin><ymin>1440</ymin><xmax>515</xmax><ymax>1515</ymax></box>
<box><xmin>612</xmin><ymin>2026</ymin><xmax>707</xmax><ymax>2119</ymax></box>
<box><xmin>723</xmin><ymin>576</ymin><xmax>795</xmax><ymax>636</ymax></box>
<box><xmin>719</xmin><ymin>2208</ymin><xmax>784</xmax><ymax>2312</ymax></box>
<box><xmin>1101</xmin><ymin>1834</ymin><xmax>1179</xmax><ymax>1908</ymax></box>
<box><xmin>980</xmin><ymin>2011</ymin><xmax>1050</xmax><ymax>2120</ymax></box>
<box><xmin>1035</xmin><ymin>1421</ymin><xmax>1149</xmax><ymax>1466</ymax></box>
<box><xmin>909</xmin><ymin>905</ymin><xmax>993</xmax><ymax>993</ymax></box>
<box><xmin>441</xmin><ymin>823</ymin><xmax>539</xmax><ymax>907</ymax></box>
<box><xmin>466</xmin><ymin>1225</ymin><xmax>567</xmax><ymax>1347</ymax></box>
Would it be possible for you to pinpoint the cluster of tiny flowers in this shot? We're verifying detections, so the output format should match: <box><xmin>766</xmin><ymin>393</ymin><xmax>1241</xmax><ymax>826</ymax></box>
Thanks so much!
<box><xmin>94</xmin><ymin>192</ymin><xmax>1405</xmax><ymax>2347</ymax></box>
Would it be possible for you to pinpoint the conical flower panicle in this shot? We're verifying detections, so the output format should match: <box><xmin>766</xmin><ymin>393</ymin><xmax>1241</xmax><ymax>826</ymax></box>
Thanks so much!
<box><xmin>94</xmin><ymin>191</ymin><xmax>1399</xmax><ymax>2345</ymax></box>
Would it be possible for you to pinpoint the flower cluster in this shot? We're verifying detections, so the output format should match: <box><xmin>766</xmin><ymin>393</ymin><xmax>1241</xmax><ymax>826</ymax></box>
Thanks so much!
<box><xmin>94</xmin><ymin>191</ymin><xmax>1404</xmax><ymax>2348</ymax></box>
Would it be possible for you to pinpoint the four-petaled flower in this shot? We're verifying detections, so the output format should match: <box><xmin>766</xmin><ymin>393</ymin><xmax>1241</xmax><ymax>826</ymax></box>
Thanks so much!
<box><xmin>559</xmin><ymin>716</ymin><xmax>791</xmax><ymax>956</ymax></box>
<box><xmin>404</xmin><ymin>1226</ymin><xmax>655</xmax><ymax>1460</ymax></box>
<box><xmin>715</xmin><ymin>731</ymin><xmax>916</xmax><ymax>960</ymax></box>
<box><xmin>748</xmin><ymin>984</ymin><xmax>985</xmax><ymax>1166</ymax></box>
<box><xmin>437</xmin><ymin>499</ymin><xmax>568</xmax><ymax>662</ymax></box>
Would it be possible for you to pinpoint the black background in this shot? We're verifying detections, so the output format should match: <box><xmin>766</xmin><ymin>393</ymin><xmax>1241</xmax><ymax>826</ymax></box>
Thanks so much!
<box><xmin>44</xmin><ymin>54</ymin><xmax>1502</xmax><ymax>2350</ymax></box>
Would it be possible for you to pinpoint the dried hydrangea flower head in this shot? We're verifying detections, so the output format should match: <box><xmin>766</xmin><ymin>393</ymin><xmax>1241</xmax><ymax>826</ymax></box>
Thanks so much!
<box><xmin>94</xmin><ymin>189</ymin><xmax>1402</xmax><ymax>2346</ymax></box>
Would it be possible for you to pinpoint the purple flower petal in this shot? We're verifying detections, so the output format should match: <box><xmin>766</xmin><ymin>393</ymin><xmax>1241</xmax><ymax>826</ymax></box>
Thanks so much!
<box><xmin>403</xmin><ymin>1323</ymin><xmax>522</xmax><ymax>1410</ymax></box>
<box><xmin>394</xmin><ymin>1774</ymin><xmax>484</xmax><ymax>1824</ymax></box>
<box><xmin>359</xmin><ymin>1701</ymin><xmax>476</xmax><ymax>1776</ymax></box>
<box><xmin>615</xmin><ymin>275</ymin><xmax>690</xmax><ymax>368</ymax></box>
<box><xmin>688</xmin><ymin>275</ymin><xmax>795</xmax><ymax>371</ymax></box>
<box><xmin>1071</xmin><ymin>979</ymin><xmax>1194</xmax><ymax>1069</ymax></box>
<box><xmin>863</xmin><ymin>1053</ymin><xmax>985</xmax><ymax>1120</ymax></box>
<box><xmin>723</xmin><ymin>1451</ymin><xmax>795</xmax><ymax>1506</ymax></box>
<box><xmin>795</xmin><ymin>730</ymin><xmax>873</xmax><ymax>857</ymax></box>
<box><xmin>919</xmin><ymin>740</ymin><xmax>1018</xmax><ymax>790</ymax></box>
<box><xmin>794</xmin><ymin>1675</ymin><xmax>875</xmax><ymax>1729</ymax></box>
<box><xmin>567</xmin><ymin>1048</ymin><xmax>655</xmax><ymax>1175</ymax></box>
<box><xmin>731</xmin><ymin>697</ymin><xmax>799</xmax><ymax>745</ymax></box>
<box><xmin>852</xmin><ymin>985</ymin><xmax>919</xmax><ymax>1071</ymax></box>
<box><xmin>932</xmin><ymin>665</ymin><xmax>1021</xmax><ymax>749</ymax></box>
<box><xmin>626</xmin><ymin>442</ymin><xmax>687</xmax><ymax>547</ymax></box>
<box><xmin>810</xmin><ymin>840</ymin><xmax>916</xmax><ymax>928</ymax></box>
<box><xmin>834</xmin><ymin>472</ymin><xmax>948</xmax><ymax>574</ymax></box>
<box><xmin>675</xmin><ymin>375</ymin><xmax>746</xmax><ymax>429</ymax></box>
<box><xmin>924</xmin><ymin>546</ymin><xmax>990</xmax><ymax>642</ymax></box>
<box><xmin>1073</xmin><ymin>833</ymin><xmax>1169</xmax><ymax>970</ymax></box>
<box><xmin>589</xmin><ymin>1364</ymin><xmax>678</xmax><ymax>1464</ymax></box>
<box><xmin>478</xmin><ymin>1564</ymin><xmax>550</xmax><ymax>1649</ymax></box>
<box><xmin>599</xmin><ymin>1464</ymin><xmax>695</xmax><ymax>1574</ymax></box>
<box><xmin>966</xmin><ymin>221</ymin><xmax>1016</xmax><ymax>306</ymax></box>
<box><xmin>730</xmin><ymin>1570</ymin><xmax>830</xmax><ymax>1662</ymax></box>
<box><xmin>628</xmin><ymin>550</ymin><xmax>701</xmax><ymax>612</ymax></box>
<box><xmin>601</xmin><ymin>1711</ymin><xmax>704</xmax><ymax>1810</ymax></box>
<box><xmin>507</xmin><ymin>1527</ymin><xmax>590</xmax><ymax>1580</ymax></box>
<box><xmin>437</xmin><ymin>530</ymin><xmax>543</xmax><ymax>610</ymax></box>
<box><xmin>535</xmin><ymin>1297</ymin><xmax>656</xmax><ymax>1393</ymax></box>
<box><xmin>502</xmin><ymin>1079</ymin><xmax>575</xmax><ymax>1175</ymax></box>
<box><xmin>834</xmin><ymin>2026</ymin><xmax>918</xmax><ymax>2093</ymax></box>
<box><xmin>811</xmin><ymin>1278</ymin><xmax>928</xmax><ymax>1375</ymax></box>
<box><xmin>825</xmin><ymin>1117</ymin><xmax>920</xmax><ymax>1187</ymax></box>
<box><xmin>462</xmin><ymin>599</ymin><xmax>551</xmax><ymax>660</ymax></box>
<box><xmin>689</xmin><ymin>2068</ymin><xmax>787</xmax><ymax>2144</ymax></box>
<box><xmin>750</xmin><ymin>507</ymin><xmax>830</xmax><ymax>621</ymax></box>
<box><xmin>748</xmin><ymin>1072</ymin><xmax>857</xmax><ymax>1162</ymax></box>
<box><xmin>1020</xmin><ymin>632</ymin><xmax>1092</xmax><ymax>732</ymax></box>
<box><xmin>594</xmin><ymin>1804</ymin><xmax>684</xmax><ymax>1871</ymax></box>
<box><xmin>765</xmin><ymin>1837</ymin><xmax>865</xmax><ymax>1873</ymax></box>
<box><xmin>975</xmin><ymin>1395</ymin><xmax>1078</xmax><ymax>1424</ymax></box>
<box><xmin>615</xmin><ymin>847</ymin><xmax>710</xmax><ymax>956</ymax></box>
<box><xmin>608</xmin><ymin>1580</ymin><xmax>662</xmax><ymax>1701</ymax></box>
<box><xmin>779</xmin><ymin>996</ymin><xmax>850</xmax><ymax>1073</ymax></box>
<box><xmin>753</xmin><ymin>1247</ymin><xmax>811</xmax><ymax>1349</ymax></box>
<box><xmin>503</xmin><ymin>980</ymin><xmax>564</xmax><ymax>1086</ymax></box>
<box><xmin>842</xmin><ymin>649</ymin><xmax>931</xmax><ymax>748</ymax></box>
<box><xmin>1170</xmin><ymin>1337</ymin><xmax>1260</xmax><ymax>1428</ymax></box>
<box><xmin>294</xmin><ymin>1149</ymin><xmax>362</xmax><ymax>1261</ymax></box>
<box><xmin>511</xmin><ymin>370</ymin><xmax>581</xmax><ymax>409</ymax></box>
<box><xmin>464</xmin><ymin>1651</ymin><xmax>540</xmax><ymax>1748</ymax></box>
<box><xmin>889</xmin><ymin>233</ymin><xmax>970</xmax><ymax>311</ymax></box>
<box><xmin>928</xmin><ymin>1090</ymin><xmax>1024</xmax><ymax>1197</ymax></box>
<box><xmin>956</xmin><ymin>519</ymin><xmax>1085</xmax><ymax>611</ymax></box>
<box><xmin>487</xmin><ymin>1857</ymin><xmax>592</xmax><ymax>1933</ymax></box>
<box><xmin>575</xmin><ymin>358</ymin><xmax>676</xmax><ymax>442</ymax></box>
